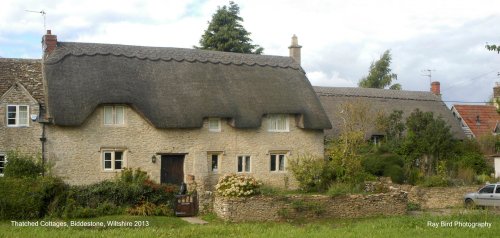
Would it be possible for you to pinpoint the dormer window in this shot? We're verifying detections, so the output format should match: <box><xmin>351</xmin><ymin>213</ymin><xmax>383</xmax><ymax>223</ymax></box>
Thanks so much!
<box><xmin>208</xmin><ymin>118</ymin><xmax>221</xmax><ymax>132</ymax></box>
<box><xmin>476</xmin><ymin>115</ymin><xmax>481</xmax><ymax>126</ymax></box>
<box><xmin>6</xmin><ymin>105</ymin><xmax>29</xmax><ymax>127</ymax></box>
<box><xmin>104</xmin><ymin>106</ymin><xmax>125</xmax><ymax>125</ymax></box>
<box><xmin>268</xmin><ymin>114</ymin><xmax>289</xmax><ymax>132</ymax></box>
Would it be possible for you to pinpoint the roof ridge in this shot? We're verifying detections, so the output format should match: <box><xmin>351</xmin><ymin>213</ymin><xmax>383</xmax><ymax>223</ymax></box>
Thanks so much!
<box><xmin>44</xmin><ymin>42</ymin><xmax>302</xmax><ymax>71</ymax></box>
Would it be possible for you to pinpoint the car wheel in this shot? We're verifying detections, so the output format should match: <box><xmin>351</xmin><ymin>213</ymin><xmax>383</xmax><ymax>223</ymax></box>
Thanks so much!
<box><xmin>465</xmin><ymin>199</ymin><xmax>475</xmax><ymax>209</ymax></box>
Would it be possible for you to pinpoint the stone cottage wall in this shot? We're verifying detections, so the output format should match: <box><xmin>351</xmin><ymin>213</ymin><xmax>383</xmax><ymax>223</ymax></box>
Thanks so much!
<box><xmin>214</xmin><ymin>192</ymin><xmax>408</xmax><ymax>222</ymax></box>
<box><xmin>47</xmin><ymin>105</ymin><xmax>324</xmax><ymax>211</ymax></box>
<box><xmin>0</xmin><ymin>84</ymin><xmax>42</xmax><ymax>157</ymax></box>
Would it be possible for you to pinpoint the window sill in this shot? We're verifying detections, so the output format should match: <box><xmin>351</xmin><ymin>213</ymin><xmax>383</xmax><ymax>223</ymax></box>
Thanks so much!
<box><xmin>267</xmin><ymin>130</ymin><xmax>290</xmax><ymax>133</ymax></box>
<box><xmin>102</xmin><ymin>169</ymin><xmax>122</xmax><ymax>173</ymax></box>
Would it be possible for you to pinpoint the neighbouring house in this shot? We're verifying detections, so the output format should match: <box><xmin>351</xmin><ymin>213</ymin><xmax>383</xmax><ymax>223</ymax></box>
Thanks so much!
<box><xmin>0</xmin><ymin>58</ymin><xmax>44</xmax><ymax>176</ymax></box>
<box><xmin>315</xmin><ymin>81</ymin><xmax>466</xmax><ymax>141</ymax></box>
<box><xmin>451</xmin><ymin>83</ymin><xmax>500</xmax><ymax>177</ymax></box>
<box><xmin>451</xmin><ymin>83</ymin><xmax>500</xmax><ymax>139</ymax></box>
<box><xmin>38</xmin><ymin>30</ymin><xmax>331</xmax><ymax>193</ymax></box>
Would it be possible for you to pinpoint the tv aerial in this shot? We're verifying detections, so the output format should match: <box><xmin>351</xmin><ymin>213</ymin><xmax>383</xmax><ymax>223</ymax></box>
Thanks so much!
<box><xmin>25</xmin><ymin>10</ymin><xmax>46</xmax><ymax>31</ymax></box>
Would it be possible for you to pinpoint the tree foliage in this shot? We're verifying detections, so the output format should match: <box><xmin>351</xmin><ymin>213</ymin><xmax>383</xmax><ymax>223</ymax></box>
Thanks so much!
<box><xmin>486</xmin><ymin>44</ymin><xmax>500</xmax><ymax>54</ymax></box>
<box><xmin>400</xmin><ymin>109</ymin><xmax>455</xmax><ymax>176</ymax></box>
<box><xmin>196</xmin><ymin>1</ymin><xmax>263</xmax><ymax>54</ymax></box>
<box><xmin>358</xmin><ymin>50</ymin><xmax>401</xmax><ymax>90</ymax></box>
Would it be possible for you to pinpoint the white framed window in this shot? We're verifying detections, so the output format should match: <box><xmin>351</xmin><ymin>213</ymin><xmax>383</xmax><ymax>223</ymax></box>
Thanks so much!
<box><xmin>0</xmin><ymin>154</ymin><xmax>6</xmax><ymax>176</ymax></box>
<box><xmin>270</xmin><ymin>153</ymin><xmax>286</xmax><ymax>172</ymax></box>
<box><xmin>210</xmin><ymin>153</ymin><xmax>220</xmax><ymax>173</ymax></box>
<box><xmin>7</xmin><ymin>105</ymin><xmax>29</xmax><ymax>127</ymax></box>
<box><xmin>102</xmin><ymin>150</ymin><xmax>125</xmax><ymax>171</ymax></box>
<box><xmin>268</xmin><ymin>114</ymin><xmax>289</xmax><ymax>132</ymax></box>
<box><xmin>237</xmin><ymin>155</ymin><xmax>251</xmax><ymax>173</ymax></box>
<box><xmin>104</xmin><ymin>106</ymin><xmax>125</xmax><ymax>125</ymax></box>
<box><xmin>208</xmin><ymin>118</ymin><xmax>221</xmax><ymax>132</ymax></box>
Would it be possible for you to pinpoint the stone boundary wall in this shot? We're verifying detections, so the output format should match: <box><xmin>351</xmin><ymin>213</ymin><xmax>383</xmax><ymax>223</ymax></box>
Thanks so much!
<box><xmin>401</xmin><ymin>185</ymin><xmax>481</xmax><ymax>209</ymax></box>
<box><xmin>214</xmin><ymin>192</ymin><xmax>407</xmax><ymax>222</ymax></box>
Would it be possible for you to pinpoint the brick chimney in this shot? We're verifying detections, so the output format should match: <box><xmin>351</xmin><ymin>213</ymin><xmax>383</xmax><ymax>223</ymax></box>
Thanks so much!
<box><xmin>494</xmin><ymin>82</ymin><xmax>500</xmax><ymax>109</ymax></box>
<box><xmin>42</xmin><ymin>30</ymin><xmax>57</xmax><ymax>56</ymax></box>
<box><xmin>431</xmin><ymin>81</ymin><xmax>440</xmax><ymax>96</ymax></box>
<box><xmin>288</xmin><ymin>34</ymin><xmax>302</xmax><ymax>65</ymax></box>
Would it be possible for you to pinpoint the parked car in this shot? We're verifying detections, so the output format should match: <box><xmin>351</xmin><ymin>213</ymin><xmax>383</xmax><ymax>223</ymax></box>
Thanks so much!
<box><xmin>464</xmin><ymin>183</ymin><xmax>500</xmax><ymax>208</ymax></box>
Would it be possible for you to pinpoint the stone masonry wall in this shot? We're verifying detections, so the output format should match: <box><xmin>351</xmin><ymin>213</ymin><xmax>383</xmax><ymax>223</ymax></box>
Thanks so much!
<box><xmin>0</xmin><ymin>84</ymin><xmax>42</xmax><ymax>157</ymax></box>
<box><xmin>47</xmin><ymin>105</ymin><xmax>324</xmax><ymax>211</ymax></box>
<box><xmin>403</xmin><ymin>185</ymin><xmax>481</xmax><ymax>209</ymax></box>
<box><xmin>214</xmin><ymin>192</ymin><xmax>408</xmax><ymax>222</ymax></box>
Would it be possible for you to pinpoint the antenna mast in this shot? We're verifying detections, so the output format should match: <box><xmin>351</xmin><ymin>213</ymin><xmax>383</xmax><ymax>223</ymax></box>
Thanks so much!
<box><xmin>25</xmin><ymin>10</ymin><xmax>46</xmax><ymax>31</ymax></box>
<box><xmin>421</xmin><ymin>69</ymin><xmax>436</xmax><ymax>85</ymax></box>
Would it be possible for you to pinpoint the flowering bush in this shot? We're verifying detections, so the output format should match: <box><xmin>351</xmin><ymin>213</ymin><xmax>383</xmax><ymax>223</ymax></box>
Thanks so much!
<box><xmin>215</xmin><ymin>174</ymin><xmax>262</xmax><ymax>197</ymax></box>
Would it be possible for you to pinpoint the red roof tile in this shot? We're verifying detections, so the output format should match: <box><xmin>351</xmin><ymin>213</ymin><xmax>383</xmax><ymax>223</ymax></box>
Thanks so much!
<box><xmin>453</xmin><ymin>105</ymin><xmax>500</xmax><ymax>138</ymax></box>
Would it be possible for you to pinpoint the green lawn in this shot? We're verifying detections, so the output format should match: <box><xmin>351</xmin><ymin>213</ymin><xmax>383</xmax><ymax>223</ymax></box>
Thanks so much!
<box><xmin>1</xmin><ymin>211</ymin><xmax>499</xmax><ymax>238</ymax></box>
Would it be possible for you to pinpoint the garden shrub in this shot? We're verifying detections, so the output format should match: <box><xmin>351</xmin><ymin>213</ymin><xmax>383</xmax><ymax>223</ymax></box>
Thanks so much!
<box><xmin>288</xmin><ymin>154</ymin><xmax>334</xmax><ymax>192</ymax></box>
<box><xmin>326</xmin><ymin>182</ymin><xmax>365</xmax><ymax>197</ymax></box>
<box><xmin>456</xmin><ymin>152</ymin><xmax>492</xmax><ymax>175</ymax></box>
<box><xmin>3</xmin><ymin>151</ymin><xmax>44</xmax><ymax>178</ymax></box>
<box><xmin>0</xmin><ymin>176</ymin><xmax>67</xmax><ymax>219</ymax></box>
<box><xmin>362</xmin><ymin>153</ymin><xmax>405</xmax><ymax>184</ymax></box>
<box><xmin>126</xmin><ymin>201</ymin><xmax>172</xmax><ymax>216</ymax></box>
<box><xmin>215</xmin><ymin>174</ymin><xmax>261</xmax><ymax>197</ymax></box>
<box><xmin>420</xmin><ymin>175</ymin><xmax>450</xmax><ymax>187</ymax></box>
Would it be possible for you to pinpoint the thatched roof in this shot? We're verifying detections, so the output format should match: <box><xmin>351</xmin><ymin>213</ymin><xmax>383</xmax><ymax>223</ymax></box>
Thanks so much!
<box><xmin>0</xmin><ymin>58</ymin><xmax>44</xmax><ymax>104</ymax></box>
<box><xmin>43</xmin><ymin>42</ymin><xmax>332</xmax><ymax>129</ymax></box>
<box><xmin>314</xmin><ymin>86</ymin><xmax>466</xmax><ymax>139</ymax></box>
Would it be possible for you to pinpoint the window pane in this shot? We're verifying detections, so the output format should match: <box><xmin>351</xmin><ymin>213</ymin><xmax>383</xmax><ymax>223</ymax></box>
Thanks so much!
<box><xmin>104</xmin><ymin>152</ymin><xmax>112</xmax><ymax>169</ymax></box>
<box><xmin>104</xmin><ymin>106</ymin><xmax>113</xmax><ymax>124</ymax></box>
<box><xmin>7</xmin><ymin>106</ymin><xmax>16</xmax><ymax>125</ymax></box>
<box><xmin>270</xmin><ymin>154</ymin><xmax>276</xmax><ymax>171</ymax></box>
<box><xmin>279</xmin><ymin>154</ymin><xmax>285</xmax><ymax>171</ymax></box>
<box><xmin>115</xmin><ymin>160</ymin><xmax>122</xmax><ymax>170</ymax></box>
<box><xmin>237</xmin><ymin>156</ymin><xmax>243</xmax><ymax>172</ymax></box>
<box><xmin>211</xmin><ymin>154</ymin><xmax>218</xmax><ymax>172</ymax></box>
<box><xmin>209</xmin><ymin>118</ymin><xmax>220</xmax><ymax>131</ymax></box>
<box><xmin>0</xmin><ymin>155</ymin><xmax>4</xmax><ymax>174</ymax></box>
<box><xmin>480</xmin><ymin>185</ymin><xmax>495</xmax><ymax>194</ymax></box>
<box><xmin>245</xmin><ymin>156</ymin><xmax>250</xmax><ymax>172</ymax></box>
<box><xmin>115</xmin><ymin>107</ymin><xmax>124</xmax><ymax>125</ymax></box>
<box><xmin>277</xmin><ymin>115</ymin><xmax>285</xmax><ymax>130</ymax></box>
<box><xmin>18</xmin><ymin>106</ymin><xmax>28</xmax><ymax>126</ymax></box>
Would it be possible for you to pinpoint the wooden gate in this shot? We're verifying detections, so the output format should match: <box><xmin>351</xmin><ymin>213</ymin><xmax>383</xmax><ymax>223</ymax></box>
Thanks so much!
<box><xmin>174</xmin><ymin>193</ymin><xmax>198</xmax><ymax>217</ymax></box>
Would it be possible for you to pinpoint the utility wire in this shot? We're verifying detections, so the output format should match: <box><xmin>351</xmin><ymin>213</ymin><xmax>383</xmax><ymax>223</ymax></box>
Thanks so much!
<box><xmin>441</xmin><ymin>69</ymin><xmax>498</xmax><ymax>92</ymax></box>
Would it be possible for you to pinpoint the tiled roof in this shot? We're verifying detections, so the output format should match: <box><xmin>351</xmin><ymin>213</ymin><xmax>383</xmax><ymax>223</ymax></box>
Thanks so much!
<box><xmin>452</xmin><ymin>105</ymin><xmax>500</xmax><ymax>138</ymax></box>
<box><xmin>0</xmin><ymin>58</ymin><xmax>44</xmax><ymax>104</ymax></box>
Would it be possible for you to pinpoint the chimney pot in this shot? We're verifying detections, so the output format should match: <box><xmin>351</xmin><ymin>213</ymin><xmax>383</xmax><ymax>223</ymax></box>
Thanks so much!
<box><xmin>46</xmin><ymin>30</ymin><xmax>51</xmax><ymax>35</ymax></box>
<box><xmin>431</xmin><ymin>81</ymin><xmax>440</xmax><ymax>96</ymax></box>
<box><xmin>288</xmin><ymin>34</ymin><xmax>302</xmax><ymax>65</ymax></box>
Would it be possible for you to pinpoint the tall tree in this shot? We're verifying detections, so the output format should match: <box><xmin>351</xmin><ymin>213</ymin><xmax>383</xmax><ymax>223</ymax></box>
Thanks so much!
<box><xmin>486</xmin><ymin>44</ymin><xmax>500</xmax><ymax>54</ymax></box>
<box><xmin>358</xmin><ymin>50</ymin><xmax>401</xmax><ymax>90</ymax></box>
<box><xmin>196</xmin><ymin>1</ymin><xmax>263</xmax><ymax>54</ymax></box>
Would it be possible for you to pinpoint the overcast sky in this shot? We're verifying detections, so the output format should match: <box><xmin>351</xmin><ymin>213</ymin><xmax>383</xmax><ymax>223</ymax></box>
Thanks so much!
<box><xmin>1</xmin><ymin>0</ymin><xmax>499</xmax><ymax>106</ymax></box>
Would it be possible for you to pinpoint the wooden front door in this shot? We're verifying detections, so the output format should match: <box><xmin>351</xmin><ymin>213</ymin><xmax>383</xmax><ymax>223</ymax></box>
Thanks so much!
<box><xmin>160</xmin><ymin>155</ymin><xmax>185</xmax><ymax>185</ymax></box>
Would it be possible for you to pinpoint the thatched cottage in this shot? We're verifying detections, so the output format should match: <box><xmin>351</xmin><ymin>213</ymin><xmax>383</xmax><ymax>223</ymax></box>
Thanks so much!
<box><xmin>35</xmin><ymin>30</ymin><xmax>331</xmax><ymax>191</ymax></box>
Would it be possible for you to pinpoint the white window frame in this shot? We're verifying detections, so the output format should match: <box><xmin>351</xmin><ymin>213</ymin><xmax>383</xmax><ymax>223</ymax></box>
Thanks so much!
<box><xmin>209</xmin><ymin>153</ymin><xmax>221</xmax><ymax>173</ymax></box>
<box><xmin>208</xmin><ymin>118</ymin><xmax>221</xmax><ymax>132</ymax></box>
<box><xmin>237</xmin><ymin>155</ymin><xmax>251</xmax><ymax>173</ymax></box>
<box><xmin>0</xmin><ymin>154</ymin><xmax>6</xmax><ymax>177</ymax></box>
<box><xmin>6</xmin><ymin>105</ymin><xmax>29</xmax><ymax>127</ymax></box>
<box><xmin>267</xmin><ymin>114</ymin><xmax>289</xmax><ymax>132</ymax></box>
<box><xmin>103</xmin><ymin>106</ymin><xmax>125</xmax><ymax>126</ymax></box>
<box><xmin>270</xmin><ymin>153</ymin><xmax>286</xmax><ymax>172</ymax></box>
<box><xmin>102</xmin><ymin>150</ymin><xmax>125</xmax><ymax>171</ymax></box>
